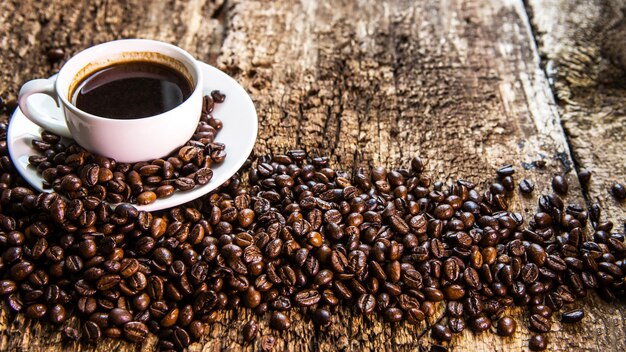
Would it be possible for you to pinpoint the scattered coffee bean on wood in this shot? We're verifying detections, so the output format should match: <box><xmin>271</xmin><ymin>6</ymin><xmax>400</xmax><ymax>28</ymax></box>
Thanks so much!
<box><xmin>46</xmin><ymin>48</ymin><xmax>65</xmax><ymax>61</ymax></box>
<box><xmin>552</xmin><ymin>175</ymin><xmax>569</xmax><ymax>194</ymax></box>
<box><xmin>497</xmin><ymin>317</ymin><xmax>516</xmax><ymax>337</ymax></box>
<box><xmin>528</xmin><ymin>334</ymin><xmax>548</xmax><ymax>351</ymax></box>
<box><xmin>612</xmin><ymin>182</ymin><xmax>626</xmax><ymax>200</ymax></box>
<box><xmin>578</xmin><ymin>169</ymin><xmax>591</xmax><ymax>188</ymax></box>
<box><xmin>519</xmin><ymin>178</ymin><xmax>534</xmax><ymax>194</ymax></box>
<box><xmin>561</xmin><ymin>309</ymin><xmax>584</xmax><ymax>323</ymax></box>
<box><xmin>1</xmin><ymin>118</ymin><xmax>626</xmax><ymax>351</ymax></box>
<box><xmin>242</xmin><ymin>320</ymin><xmax>258</xmax><ymax>342</ymax></box>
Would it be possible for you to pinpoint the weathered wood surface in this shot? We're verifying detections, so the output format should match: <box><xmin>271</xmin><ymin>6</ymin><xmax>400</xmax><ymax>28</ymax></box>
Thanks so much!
<box><xmin>526</xmin><ymin>0</ymin><xmax>626</xmax><ymax>226</ymax></box>
<box><xmin>0</xmin><ymin>0</ymin><xmax>624</xmax><ymax>351</ymax></box>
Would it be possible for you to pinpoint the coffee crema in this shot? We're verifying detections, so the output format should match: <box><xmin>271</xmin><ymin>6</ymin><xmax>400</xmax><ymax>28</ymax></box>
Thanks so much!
<box><xmin>71</xmin><ymin>60</ymin><xmax>193</xmax><ymax>119</ymax></box>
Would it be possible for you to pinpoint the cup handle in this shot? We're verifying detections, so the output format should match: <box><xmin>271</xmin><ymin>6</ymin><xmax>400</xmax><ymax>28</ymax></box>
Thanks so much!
<box><xmin>18</xmin><ymin>78</ymin><xmax>72</xmax><ymax>138</ymax></box>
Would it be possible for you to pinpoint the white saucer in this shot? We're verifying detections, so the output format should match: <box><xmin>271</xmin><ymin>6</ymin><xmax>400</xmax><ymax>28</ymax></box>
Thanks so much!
<box><xmin>7</xmin><ymin>61</ymin><xmax>258</xmax><ymax>211</ymax></box>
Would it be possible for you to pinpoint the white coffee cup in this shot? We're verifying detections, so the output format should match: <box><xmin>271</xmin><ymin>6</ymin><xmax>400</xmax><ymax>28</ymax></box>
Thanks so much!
<box><xmin>18</xmin><ymin>39</ymin><xmax>203</xmax><ymax>163</ymax></box>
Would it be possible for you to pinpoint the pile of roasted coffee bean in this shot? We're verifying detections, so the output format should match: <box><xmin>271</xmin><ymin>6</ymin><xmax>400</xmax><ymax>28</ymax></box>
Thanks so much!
<box><xmin>27</xmin><ymin>91</ymin><xmax>227</xmax><ymax>206</ymax></box>
<box><xmin>1</xmin><ymin>123</ymin><xmax>625</xmax><ymax>351</ymax></box>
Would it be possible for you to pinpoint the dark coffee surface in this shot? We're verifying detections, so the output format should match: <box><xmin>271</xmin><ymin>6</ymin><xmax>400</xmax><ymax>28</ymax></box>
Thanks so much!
<box><xmin>72</xmin><ymin>61</ymin><xmax>192</xmax><ymax>119</ymax></box>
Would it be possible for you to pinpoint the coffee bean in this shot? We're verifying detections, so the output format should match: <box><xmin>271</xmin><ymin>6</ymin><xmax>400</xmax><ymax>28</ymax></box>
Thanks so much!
<box><xmin>434</xmin><ymin>204</ymin><xmax>454</xmax><ymax>220</ymax></box>
<box><xmin>356</xmin><ymin>293</ymin><xmax>376</xmax><ymax>315</ymax></box>
<box><xmin>518</xmin><ymin>179</ymin><xmax>535</xmax><ymax>194</ymax></box>
<box><xmin>137</xmin><ymin>191</ymin><xmax>157</xmax><ymax>205</ymax></box>
<box><xmin>96</xmin><ymin>274</ymin><xmax>121</xmax><ymax>291</ymax></box>
<box><xmin>270</xmin><ymin>311</ymin><xmax>291</xmax><ymax>330</ymax></box>
<box><xmin>78</xmin><ymin>297</ymin><xmax>97</xmax><ymax>314</ymax></box>
<box><xmin>211</xmin><ymin>90</ymin><xmax>226</xmax><ymax>103</ymax></box>
<box><xmin>534</xmin><ymin>212</ymin><xmax>552</xmax><ymax>228</ymax></box>
<box><xmin>243</xmin><ymin>287</ymin><xmax>261</xmax><ymax>308</ymax></box>
<box><xmin>188</xmin><ymin>320</ymin><xmax>205</xmax><ymax>340</ymax></box>
<box><xmin>529</xmin><ymin>314</ymin><xmax>551</xmax><ymax>333</ymax></box>
<box><xmin>243</xmin><ymin>320</ymin><xmax>258</xmax><ymax>342</ymax></box>
<box><xmin>83</xmin><ymin>321</ymin><xmax>101</xmax><ymax>340</ymax></box>
<box><xmin>261</xmin><ymin>335</ymin><xmax>276</xmax><ymax>351</ymax></box>
<box><xmin>449</xmin><ymin>317</ymin><xmax>465</xmax><ymax>334</ymax></box>
<box><xmin>294</xmin><ymin>289</ymin><xmax>320</xmax><ymax>307</ymax></box>
<box><xmin>0</xmin><ymin>280</ymin><xmax>17</xmax><ymax>295</ymax></box>
<box><xmin>25</xmin><ymin>303</ymin><xmax>47</xmax><ymax>319</ymax></box>
<box><xmin>46</xmin><ymin>48</ymin><xmax>65</xmax><ymax>61</ymax></box>
<box><xmin>497</xmin><ymin>165</ymin><xmax>514</xmax><ymax>177</ymax></box>
<box><xmin>384</xmin><ymin>307</ymin><xmax>403</xmax><ymax>322</ymax></box>
<box><xmin>529</xmin><ymin>334</ymin><xmax>547</xmax><ymax>351</ymax></box>
<box><xmin>49</xmin><ymin>304</ymin><xmax>66</xmax><ymax>324</ymax></box>
<box><xmin>423</xmin><ymin>287</ymin><xmax>444</xmax><ymax>302</ymax></box>
<box><xmin>552</xmin><ymin>175</ymin><xmax>568</xmax><ymax>194</ymax></box>
<box><xmin>10</xmin><ymin>261</ymin><xmax>34</xmax><ymax>280</ymax></box>
<box><xmin>470</xmin><ymin>316</ymin><xmax>491</xmax><ymax>332</ymax></box>
<box><xmin>612</xmin><ymin>182</ymin><xmax>626</xmax><ymax>200</ymax></box>
<box><xmin>7</xmin><ymin>142</ymin><xmax>626</xmax><ymax>350</ymax></box>
<box><xmin>561</xmin><ymin>309</ymin><xmax>584</xmax><ymax>323</ymax></box>
<box><xmin>578</xmin><ymin>169</ymin><xmax>591</xmax><ymax>187</ymax></box>
<box><xmin>109</xmin><ymin>308</ymin><xmax>133</xmax><ymax>326</ymax></box>
<box><xmin>497</xmin><ymin>317</ymin><xmax>516</xmax><ymax>337</ymax></box>
<box><xmin>527</xmin><ymin>244</ymin><xmax>546</xmax><ymax>266</ymax></box>
<box><xmin>431</xmin><ymin>324</ymin><xmax>452</xmax><ymax>342</ymax></box>
<box><xmin>443</xmin><ymin>284</ymin><xmax>465</xmax><ymax>301</ymax></box>
<box><xmin>62</xmin><ymin>326</ymin><xmax>79</xmax><ymax>341</ymax></box>
<box><xmin>123</xmin><ymin>321</ymin><xmax>149</xmax><ymax>343</ymax></box>
<box><xmin>312</xmin><ymin>308</ymin><xmax>331</xmax><ymax>326</ymax></box>
<box><xmin>172</xmin><ymin>326</ymin><xmax>190</xmax><ymax>349</ymax></box>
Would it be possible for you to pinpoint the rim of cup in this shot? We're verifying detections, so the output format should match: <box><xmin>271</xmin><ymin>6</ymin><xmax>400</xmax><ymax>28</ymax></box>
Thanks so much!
<box><xmin>55</xmin><ymin>38</ymin><xmax>202</xmax><ymax>123</ymax></box>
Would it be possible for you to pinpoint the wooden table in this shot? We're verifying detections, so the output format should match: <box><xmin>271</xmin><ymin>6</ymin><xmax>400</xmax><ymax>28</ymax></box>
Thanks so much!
<box><xmin>1</xmin><ymin>0</ymin><xmax>624</xmax><ymax>350</ymax></box>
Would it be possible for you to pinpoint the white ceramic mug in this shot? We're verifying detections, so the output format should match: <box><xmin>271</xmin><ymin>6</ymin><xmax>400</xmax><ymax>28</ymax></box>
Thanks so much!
<box><xmin>18</xmin><ymin>39</ymin><xmax>203</xmax><ymax>163</ymax></box>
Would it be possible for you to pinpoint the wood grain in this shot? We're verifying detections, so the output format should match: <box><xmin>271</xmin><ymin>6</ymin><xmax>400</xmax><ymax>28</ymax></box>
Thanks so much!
<box><xmin>526</xmin><ymin>0</ymin><xmax>626</xmax><ymax>225</ymax></box>
<box><xmin>0</xmin><ymin>0</ymin><xmax>624</xmax><ymax>351</ymax></box>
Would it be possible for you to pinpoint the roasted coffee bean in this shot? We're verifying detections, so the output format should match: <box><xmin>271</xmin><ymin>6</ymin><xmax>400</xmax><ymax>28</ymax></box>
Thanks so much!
<box><xmin>552</xmin><ymin>175</ymin><xmax>568</xmax><ymax>194</ymax></box>
<box><xmin>46</xmin><ymin>48</ymin><xmax>65</xmax><ymax>61</ymax></box>
<box><xmin>243</xmin><ymin>287</ymin><xmax>261</xmax><ymax>308</ymax></box>
<box><xmin>496</xmin><ymin>165</ymin><xmax>514</xmax><ymax>177</ymax></box>
<box><xmin>470</xmin><ymin>316</ymin><xmax>491</xmax><ymax>332</ymax></box>
<box><xmin>243</xmin><ymin>320</ymin><xmax>258</xmax><ymax>342</ymax></box>
<box><xmin>174</xmin><ymin>177</ymin><xmax>195</xmax><ymax>191</ymax></box>
<box><xmin>0</xmin><ymin>280</ymin><xmax>17</xmax><ymax>295</ymax></box>
<box><xmin>48</xmin><ymin>304</ymin><xmax>66</xmax><ymax>324</ymax></box>
<box><xmin>612</xmin><ymin>183</ymin><xmax>626</xmax><ymax>200</ymax></box>
<box><xmin>96</xmin><ymin>274</ymin><xmax>121</xmax><ymax>291</ymax></box>
<box><xmin>294</xmin><ymin>289</ymin><xmax>320</xmax><ymax>307</ymax></box>
<box><xmin>25</xmin><ymin>303</ymin><xmax>47</xmax><ymax>319</ymax></box>
<box><xmin>529</xmin><ymin>314</ymin><xmax>551</xmax><ymax>333</ymax></box>
<box><xmin>160</xmin><ymin>308</ymin><xmax>180</xmax><ymax>328</ymax></box>
<box><xmin>356</xmin><ymin>293</ymin><xmax>376</xmax><ymax>315</ymax></box>
<box><xmin>261</xmin><ymin>335</ymin><xmax>276</xmax><ymax>351</ymax></box>
<box><xmin>270</xmin><ymin>311</ymin><xmax>291</xmax><ymax>330</ymax></box>
<box><xmin>527</xmin><ymin>244</ymin><xmax>546</xmax><ymax>266</ymax></box>
<box><xmin>8</xmin><ymin>144</ymin><xmax>626</xmax><ymax>350</ymax></box>
<box><xmin>434</xmin><ymin>204</ymin><xmax>454</xmax><ymax>220</ymax></box>
<box><xmin>561</xmin><ymin>309</ymin><xmax>584</xmax><ymax>323</ymax></box>
<box><xmin>384</xmin><ymin>307</ymin><xmax>403</xmax><ymax>322</ymax></box>
<box><xmin>529</xmin><ymin>334</ymin><xmax>547</xmax><ymax>351</ymax></box>
<box><xmin>83</xmin><ymin>321</ymin><xmax>101</xmax><ymax>340</ymax></box>
<box><xmin>312</xmin><ymin>308</ymin><xmax>331</xmax><ymax>326</ymax></box>
<box><xmin>431</xmin><ymin>324</ymin><xmax>452</xmax><ymax>342</ymax></box>
<box><xmin>137</xmin><ymin>191</ymin><xmax>157</xmax><ymax>205</ymax></box>
<box><xmin>449</xmin><ymin>317</ymin><xmax>465</xmax><ymax>334</ymax></box>
<box><xmin>109</xmin><ymin>308</ymin><xmax>133</xmax><ymax>326</ymax></box>
<box><xmin>578</xmin><ymin>169</ymin><xmax>591</xmax><ymax>186</ymax></box>
<box><xmin>496</xmin><ymin>316</ymin><xmax>516</xmax><ymax>337</ymax></box>
<box><xmin>123</xmin><ymin>321</ymin><xmax>149</xmax><ymax>343</ymax></box>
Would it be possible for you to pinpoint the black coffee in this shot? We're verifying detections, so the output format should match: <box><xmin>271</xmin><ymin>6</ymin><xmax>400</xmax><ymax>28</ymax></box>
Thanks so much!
<box><xmin>72</xmin><ymin>61</ymin><xmax>192</xmax><ymax>119</ymax></box>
